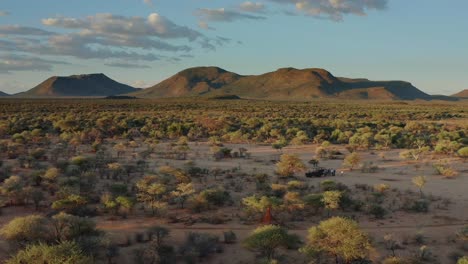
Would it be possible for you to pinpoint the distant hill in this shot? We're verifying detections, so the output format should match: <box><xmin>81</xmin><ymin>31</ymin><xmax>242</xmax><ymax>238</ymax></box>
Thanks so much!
<box><xmin>452</xmin><ymin>89</ymin><xmax>468</xmax><ymax>98</ymax></box>
<box><xmin>131</xmin><ymin>67</ymin><xmax>432</xmax><ymax>101</ymax></box>
<box><xmin>131</xmin><ymin>67</ymin><xmax>242</xmax><ymax>98</ymax></box>
<box><xmin>17</xmin><ymin>73</ymin><xmax>139</xmax><ymax>97</ymax></box>
<box><xmin>0</xmin><ymin>91</ymin><xmax>9</xmax><ymax>97</ymax></box>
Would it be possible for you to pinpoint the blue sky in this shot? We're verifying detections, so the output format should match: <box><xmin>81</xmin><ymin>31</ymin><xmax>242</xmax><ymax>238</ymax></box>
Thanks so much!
<box><xmin>0</xmin><ymin>0</ymin><xmax>467</xmax><ymax>95</ymax></box>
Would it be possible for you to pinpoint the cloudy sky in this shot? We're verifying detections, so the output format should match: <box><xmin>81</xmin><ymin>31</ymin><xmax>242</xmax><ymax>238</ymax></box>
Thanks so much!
<box><xmin>0</xmin><ymin>0</ymin><xmax>467</xmax><ymax>95</ymax></box>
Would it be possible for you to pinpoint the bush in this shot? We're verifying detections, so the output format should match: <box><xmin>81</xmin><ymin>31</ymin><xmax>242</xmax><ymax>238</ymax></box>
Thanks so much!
<box><xmin>410</xmin><ymin>199</ymin><xmax>429</xmax><ymax>213</ymax></box>
<box><xmin>223</xmin><ymin>230</ymin><xmax>237</xmax><ymax>244</ymax></box>
<box><xmin>0</xmin><ymin>215</ymin><xmax>50</xmax><ymax>246</ymax></box>
<box><xmin>6</xmin><ymin>241</ymin><xmax>91</xmax><ymax>264</ymax></box>
<box><xmin>199</xmin><ymin>188</ymin><xmax>231</xmax><ymax>207</ymax></box>
<box><xmin>369</xmin><ymin>204</ymin><xmax>387</xmax><ymax>219</ymax></box>
<box><xmin>458</xmin><ymin>257</ymin><xmax>468</xmax><ymax>264</ymax></box>
<box><xmin>180</xmin><ymin>232</ymin><xmax>220</xmax><ymax>260</ymax></box>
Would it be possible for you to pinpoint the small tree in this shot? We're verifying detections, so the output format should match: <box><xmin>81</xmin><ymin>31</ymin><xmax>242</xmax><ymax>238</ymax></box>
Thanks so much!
<box><xmin>412</xmin><ymin>176</ymin><xmax>427</xmax><ymax>197</ymax></box>
<box><xmin>1</xmin><ymin>175</ymin><xmax>24</xmax><ymax>205</ymax></box>
<box><xmin>51</xmin><ymin>194</ymin><xmax>87</xmax><ymax>214</ymax></box>
<box><xmin>171</xmin><ymin>183</ymin><xmax>195</xmax><ymax>209</ymax></box>
<box><xmin>458</xmin><ymin>147</ymin><xmax>468</xmax><ymax>161</ymax></box>
<box><xmin>0</xmin><ymin>215</ymin><xmax>50</xmax><ymax>246</ymax></box>
<box><xmin>321</xmin><ymin>191</ymin><xmax>342</xmax><ymax>217</ymax></box>
<box><xmin>115</xmin><ymin>196</ymin><xmax>135</xmax><ymax>217</ymax></box>
<box><xmin>31</xmin><ymin>189</ymin><xmax>45</xmax><ymax>210</ymax></box>
<box><xmin>147</xmin><ymin>226</ymin><xmax>170</xmax><ymax>248</ymax></box>
<box><xmin>136</xmin><ymin>176</ymin><xmax>168</xmax><ymax>216</ymax></box>
<box><xmin>344</xmin><ymin>152</ymin><xmax>361</xmax><ymax>171</ymax></box>
<box><xmin>6</xmin><ymin>241</ymin><xmax>91</xmax><ymax>264</ymax></box>
<box><xmin>276</xmin><ymin>154</ymin><xmax>306</xmax><ymax>178</ymax></box>
<box><xmin>243</xmin><ymin>225</ymin><xmax>299</xmax><ymax>261</ymax></box>
<box><xmin>302</xmin><ymin>217</ymin><xmax>372</xmax><ymax>264</ymax></box>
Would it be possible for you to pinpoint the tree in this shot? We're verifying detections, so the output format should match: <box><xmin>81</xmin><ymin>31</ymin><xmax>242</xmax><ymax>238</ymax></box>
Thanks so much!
<box><xmin>147</xmin><ymin>226</ymin><xmax>170</xmax><ymax>248</ymax></box>
<box><xmin>113</xmin><ymin>143</ymin><xmax>126</xmax><ymax>158</ymax></box>
<box><xmin>31</xmin><ymin>188</ymin><xmax>45</xmax><ymax>210</ymax></box>
<box><xmin>6</xmin><ymin>241</ymin><xmax>91</xmax><ymax>264</ymax></box>
<box><xmin>115</xmin><ymin>196</ymin><xmax>135</xmax><ymax>217</ymax></box>
<box><xmin>136</xmin><ymin>176</ymin><xmax>168</xmax><ymax>216</ymax></box>
<box><xmin>0</xmin><ymin>215</ymin><xmax>50</xmax><ymax>246</ymax></box>
<box><xmin>171</xmin><ymin>183</ymin><xmax>195</xmax><ymax>209</ymax></box>
<box><xmin>276</xmin><ymin>154</ymin><xmax>306</xmax><ymax>178</ymax></box>
<box><xmin>43</xmin><ymin>167</ymin><xmax>60</xmax><ymax>182</ymax></box>
<box><xmin>52</xmin><ymin>194</ymin><xmax>87</xmax><ymax>214</ymax></box>
<box><xmin>412</xmin><ymin>176</ymin><xmax>427</xmax><ymax>197</ymax></box>
<box><xmin>283</xmin><ymin>191</ymin><xmax>305</xmax><ymax>214</ymax></box>
<box><xmin>321</xmin><ymin>191</ymin><xmax>342</xmax><ymax>217</ymax></box>
<box><xmin>302</xmin><ymin>217</ymin><xmax>372</xmax><ymax>264</ymax></box>
<box><xmin>343</xmin><ymin>152</ymin><xmax>361</xmax><ymax>171</ymax></box>
<box><xmin>243</xmin><ymin>225</ymin><xmax>299</xmax><ymax>261</ymax></box>
<box><xmin>242</xmin><ymin>195</ymin><xmax>282</xmax><ymax>219</ymax></box>
<box><xmin>458</xmin><ymin>147</ymin><xmax>468</xmax><ymax>161</ymax></box>
<box><xmin>399</xmin><ymin>146</ymin><xmax>429</xmax><ymax>161</ymax></box>
<box><xmin>1</xmin><ymin>175</ymin><xmax>24</xmax><ymax>205</ymax></box>
<box><xmin>458</xmin><ymin>257</ymin><xmax>468</xmax><ymax>264</ymax></box>
<box><xmin>51</xmin><ymin>212</ymin><xmax>100</xmax><ymax>243</ymax></box>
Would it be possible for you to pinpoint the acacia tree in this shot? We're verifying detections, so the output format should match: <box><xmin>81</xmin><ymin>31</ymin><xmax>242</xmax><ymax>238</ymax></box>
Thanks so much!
<box><xmin>243</xmin><ymin>225</ymin><xmax>299</xmax><ymax>261</ymax></box>
<box><xmin>302</xmin><ymin>217</ymin><xmax>372</xmax><ymax>264</ymax></box>
<box><xmin>1</xmin><ymin>175</ymin><xmax>24</xmax><ymax>205</ymax></box>
<box><xmin>412</xmin><ymin>176</ymin><xmax>427</xmax><ymax>197</ymax></box>
<box><xmin>136</xmin><ymin>176</ymin><xmax>168</xmax><ymax>216</ymax></box>
<box><xmin>0</xmin><ymin>215</ymin><xmax>50</xmax><ymax>246</ymax></box>
<box><xmin>458</xmin><ymin>147</ymin><xmax>468</xmax><ymax>161</ymax></box>
<box><xmin>171</xmin><ymin>183</ymin><xmax>195</xmax><ymax>209</ymax></box>
<box><xmin>6</xmin><ymin>241</ymin><xmax>91</xmax><ymax>264</ymax></box>
<box><xmin>343</xmin><ymin>152</ymin><xmax>361</xmax><ymax>171</ymax></box>
<box><xmin>242</xmin><ymin>195</ymin><xmax>282</xmax><ymax>219</ymax></box>
<box><xmin>321</xmin><ymin>191</ymin><xmax>342</xmax><ymax>217</ymax></box>
<box><xmin>276</xmin><ymin>154</ymin><xmax>306</xmax><ymax>178</ymax></box>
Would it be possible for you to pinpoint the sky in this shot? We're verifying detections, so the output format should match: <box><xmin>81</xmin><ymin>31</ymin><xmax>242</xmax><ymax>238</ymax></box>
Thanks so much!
<box><xmin>0</xmin><ymin>0</ymin><xmax>467</xmax><ymax>95</ymax></box>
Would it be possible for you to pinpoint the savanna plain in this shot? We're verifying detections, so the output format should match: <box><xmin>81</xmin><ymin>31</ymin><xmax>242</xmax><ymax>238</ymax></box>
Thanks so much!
<box><xmin>0</xmin><ymin>99</ymin><xmax>466</xmax><ymax>264</ymax></box>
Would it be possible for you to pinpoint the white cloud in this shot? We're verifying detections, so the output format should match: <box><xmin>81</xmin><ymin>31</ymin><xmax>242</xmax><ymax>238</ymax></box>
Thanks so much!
<box><xmin>0</xmin><ymin>54</ymin><xmax>68</xmax><ymax>74</ymax></box>
<box><xmin>198</xmin><ymin>21</ymin><xmax>215</xmax><ymax>30</ymax></box>
<box><xmin>196</xmin><ymin>8</ymin><xmax>266</xmax><ymax>22</ymax></box>
<box><xmin>240</xmin><ymin>2</ymin><xmax>266</xmax><ymax>13</ymax></box>
<box><xmin>0</xmin><ymin>25</ymin><xmax>55</xmax><ymax>36</ymax></box>
<box><xmin>267</xmin><ymin>0</ymin><xmax>387</xmax><ymax>21</ymax></box>
<box><xmin>105</xmin><ymin>62</ymin><xmax>151</xmax><ymax>69</ymax></box>
<box><xmin>43</xmin><ymin>13</ymin><xmax>203</xmax><ymax>41</ymax></box>
<box><xmin>0</xmin><ymin>12</ymin><xmax>233</xmax><ymax>74</ymax></box>
<box><xmin>130</xmin><ymin>80</ymin><xmax>151</xmax><ymax>88</ymax></box>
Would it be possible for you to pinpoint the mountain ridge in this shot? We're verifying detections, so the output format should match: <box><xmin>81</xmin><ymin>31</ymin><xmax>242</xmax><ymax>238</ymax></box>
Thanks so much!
<box><xmin>16</xmin><ymin>73</ymin><xmax>139</xmax><ymax>97</ymax></box>
<box><xmin>452</xmin><ymin>89</ymin><xmax>468</xmax><ymax>98</ymax></box>
<box><xmin>131</xmin><ymin>67</ymin><xmax>433</xmax><ymax>101</ymax></box>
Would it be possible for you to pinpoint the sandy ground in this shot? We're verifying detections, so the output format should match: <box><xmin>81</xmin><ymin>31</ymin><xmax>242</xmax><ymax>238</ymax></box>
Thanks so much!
<box><xmin>0</xmin><ymin>142</ymin><xmax>466</xmax><ymax>263</ymax></box>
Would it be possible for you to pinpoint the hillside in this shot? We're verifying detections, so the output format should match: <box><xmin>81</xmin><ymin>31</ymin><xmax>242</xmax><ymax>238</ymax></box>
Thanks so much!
<box><xmin>0</xmin><ymin>91</ymin><xmax>9</xmax><ymax>97</ymax></box>
<box><xmin>17</xmin><ymin>73</ymin><xmax>139</xmax><ymax>97</ymax></box>
<box><xmin>131</xmin><ymin>67</ymin><xmax>242</xmax><ymax>98</ymax></box>
<box><xmin>133</xmin><ymin>66</ymin><xmax>431</xmax><ymax>101</ymax></box>
<box><xmin>452</xmin><ymin>89</ymin><xmax>468</xmax><ymax>98</ymax></box>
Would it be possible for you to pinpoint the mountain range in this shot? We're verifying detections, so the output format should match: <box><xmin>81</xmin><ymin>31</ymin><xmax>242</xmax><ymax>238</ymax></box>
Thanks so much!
<box><xmin>0</xmin><ymin>91</ymin><xmax>9</xmax><ymax>97</ymax></box>
<box><xmin>7</xmin><ymin>67</ymin><xmax>465</xmax><ymax>101</ymax></box>
<box><xmin>130</xmin><ymin>67</ymin><xmax>432</xmax><ymax>100</ymax></box>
